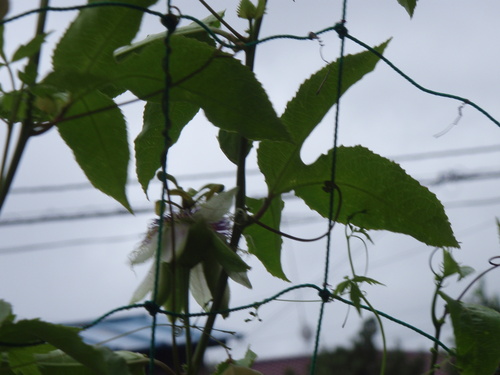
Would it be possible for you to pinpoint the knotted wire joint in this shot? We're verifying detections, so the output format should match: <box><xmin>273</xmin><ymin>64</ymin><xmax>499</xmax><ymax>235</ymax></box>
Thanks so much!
<box><xmin>318</xmin><ymin>288</ymin><xmax>333</xmax><ymax>303</ymax></box>
<box><xmin>144</xmin><ymin>300</ymin><xmax>161</xmax><ymax>316</ymax></box>
<box><xmin>333</xmin><ymin>21</ymin><xmax>348</xmax><ymax>39</ymax></box>
<box><xmin>161</xmin><ymin>13</ymin><xmax>179</xmax><ymax>33</ymax></box>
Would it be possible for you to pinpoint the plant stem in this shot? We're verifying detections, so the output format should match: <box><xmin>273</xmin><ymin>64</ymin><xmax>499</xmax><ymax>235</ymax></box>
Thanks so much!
<box><xmin>429</xmin><ymin>278</ymin><xmax>444</xmax><ymax>374</ymax></box>
<box><xmin>189</xmin><ymin>6</ymin><xmax>267</xmax><ymax>373</ymax></box>
<box><xmin>0</xmin><ymin>0</ymin><xmax>50</xmax><ymax>215</ymax></box>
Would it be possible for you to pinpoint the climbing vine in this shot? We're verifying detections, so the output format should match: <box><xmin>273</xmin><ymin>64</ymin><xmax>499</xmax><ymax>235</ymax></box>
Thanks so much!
<box><xmin>0</xmin><ymin>1</ymin><xmax>499</xmax><ymax>375</ymax></box>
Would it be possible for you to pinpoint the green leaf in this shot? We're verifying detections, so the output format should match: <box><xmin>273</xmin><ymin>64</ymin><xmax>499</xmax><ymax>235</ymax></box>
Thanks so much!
<box><xmin>7</xmin><ymin>345</ymin><xmax>54</xmax><ymax>375</ymax></box>
<box><xmin>0</xmin><ymin>0</ymin><xmax>8</xmax><ymax>20</ymax></box>
<box><xmin>114</xmin><ymin>35</ymin><xmax>290</xmax><ymax>142</ymax></box>
<box><xmin>258</xmin><ymin>41</ymin><xmax>391</xmax><ymax>194</ymax></box>
<box><xmin>397</xmin><ymin>0</ymin><xmax>417</xmax><ymax>18</ymax></box>
<box><xmin>441</xmin><ymin>293</ymin><xmax>500</xmax><ymax>375</ymax></box>
<box><xmin>57</xmin><ymin>90</ymin><xmax>131</xmax><ymax>212</ymax></box>
<box><xmin>235</xmin><ymin>348</ymin><xmax>258</xmax><ymax>368</ymax></box>
<box><xmin>257</xmin><ymin>39</ymin><xmax>456</xmax><ymax>248</ymax></box>
<box><xmin>294</xmin><ymin>146</ymin><xmax>459</xmax><ymax>247</ymax></box>
<box><xmin>237</xmin><ymin>0</ymin><xmax>258</xmax><ymax>19</ymax></box>
<box><xmin>257</xmin><ymin>40</ymin><xmax>457</xmax><ymax>247</ymax></box>
<box><xmin>218</xmin><ymin>130</ymin><xmax>253</xmax><ymax>165</ymax></box>
<box><xmin>442</xmin><ymin>250</ymin><xmax>474</xmax><ymax>280</ymax></box>
<box><xmin>211</xmin><ymin>232</ymin><xmax>250</xmax><ymax>275</ymax></box>
<box><xmin>52</xmin><ymin>0</ymin><xmax>157</xmax><ymax>79</ymax></box>
<box><xmin>0</xmin><ymin>300</ymin><xmax>14</xmax><ymax>326</ymax></box>
<box><xmin>0</xmin><ymin>25</ymin><xmax>6</xmax><ymax>59</ymax></box>
<box><xmin>11</xmin><ymin>33</ymin><xmax>49</xmax><ymax>62</ymax></box>
<box><xmin>0</xmin><ymin>320</ymin><xmax>131</xmax><ymax>375</ymax></box>
<box><xmin>244</xmin><ymin>196</ymin><xmax>288</xmax><ymax>280</ymax></box>
<box><xmin>115</xmin><ymin>11</ymin><xmax>225</xmax><ymax>61</ymax></box>
<box><xmin>135</xmin><ymin>101</ymin><xmax>199</xmax><ymax>196</ymax></box>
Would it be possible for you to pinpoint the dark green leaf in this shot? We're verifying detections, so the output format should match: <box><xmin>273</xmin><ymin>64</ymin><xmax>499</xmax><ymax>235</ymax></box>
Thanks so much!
<box><xmin>211</xmin><ymin>231</ymin><xmax>250</xmax><ymax>274</ymax></box>
<box><xmin>441</xmin><ymin>293</ymin><xmax>500</xmax><ymax>375</ymax></box>
<box><xmin>57</xmin><ymin>91</ymin><xmax>131</xmax><ymax>211</ymax></box>
<box><xmin>0</xmin><ymin>0</ymin><xmax>8</xmax><ymax>20</ymax></box>
<box><xmin>293</xmin><ymin>146</ymin><xmax>459</xmax><ymax>247</ymax></box>
<box><xmin>0</xmin><ymin>25</ymin><xmax>6</xmax><ymax>58</ymax></box>
<box><xmin>115</xmin><ymin>35</ymin><xmax>290</xmax><ymax>142</ymax></box>
<box><xmin>7</xmin><ymin>345</ymin><xmax>53</xmax><ymax>375</ymax></box>
<box><xmin>11</xmin><ymin>32</ymin><xmax>49</xmax><ymax>62</ymax></box>
<box><xmin>258</xmin><ymin>41</ymin><xmax>457</xmax><ymax>249</ymax></box>
<box><xmin>135</xmin><ymin>101</ymin><xmax>199</xmax><ymax>195</ymax></box>
<box><xmin>0</xmin><ymin>320</ymin><xmax>130</xmax><ymax>375</ymax></box>
<box><xmin>397</xmin><ymin>0</ymin><xmax>417</xmax><ymax>17</ymax></box>
<box><xmin>217</xmin><ymin>130</ymin><xmax>253</xmax><ymax>165</ymax></box>
<box><xmin>244</xmin><ymin>196</ymin><xmax>288</xmax><ymax>280</ymax></box>
<box><xmin>258</xmin><ymin>41</ymin><xmax>391</xmax><ymax>194</ymax></box>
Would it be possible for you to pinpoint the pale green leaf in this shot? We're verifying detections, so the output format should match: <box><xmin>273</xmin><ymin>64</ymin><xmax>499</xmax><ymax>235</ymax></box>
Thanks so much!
<box><xmin>135</xmin><ymin>101</ymin><xmax>199</xmax><ymax>195</ymax></box>
<box><xmin>0</xmin><ymin>300</ymin><xmax>13</xmax><ymax>326</ymax></box>
<box><xmin>52</xmin><ymin>0</ymin><xmax>157</xmax><ymax>79</ymax></box>
<box><xmin>114</xmin><ymin>35</ymin><xmax>290</xmax><ymax>142</ymax></box>
<box><xmin>244</xmin><ymin>196</ymin><xmax>288</xmax><ymax>280</ymax></box>
<box><xmin>57</xmin><ymin>90</ymin><xmax>131</xmax><ymax>212</ymax></box>
<box><xmin>442</xmin><ymin>293</ymin><xmax>500</xmax><ymax>375</ymax></box>
<box><xmin>442</xmin><ymin>250</ymin><xmax>474</xmax><ymax>280</ymax></box>
<box><xmin>235</xmin><ymin>348</ymin><xmax>258</xmax><ymax>367</ymax></box>
<box><xmin>115</xmin><ymin>11</ymin><xmax>225</xmax><ymax>61</ymax></box>
<box><xmin>397</xmin><ymin>0</ymin><xmax>417</xmax><ymax>17</ymax></box>
<box><xmin>237</xmin><ymin>0</ymin><xmax>257</xmax><ymax>19</ymax></box>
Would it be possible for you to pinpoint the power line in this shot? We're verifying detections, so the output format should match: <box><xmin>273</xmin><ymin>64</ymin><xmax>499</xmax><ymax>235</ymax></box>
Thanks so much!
<box><xmin>0</xmin><ymin>234</ymin><xmax>141</xmax><ymax>255</ymax></box>
<box><xmin>8</xmin><ymin>144</ymin><xmax>500</xmax><ymax>195</ymax></box>
<box><xmin>1</xmin><ymin>191</ymin><xmax>499</xmax><ymax>229</ymax></box>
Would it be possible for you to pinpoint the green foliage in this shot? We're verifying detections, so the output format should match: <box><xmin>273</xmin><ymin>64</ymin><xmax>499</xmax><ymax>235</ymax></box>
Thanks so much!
<box><xmin>2</xmin><ymin>1</ymin><xmax>499</xmax><ymax>374</ymax></box>
<box><xmin>0</xmin><ymin>300</ymin><xmax>135</xmax><ymax>375</ymax></box>
<box><xmin>115</xmin><ymin>35</ymin><xmax>290</xmax><ymax>141</ymax></box>
<box><xmin>245</xmin><ymin>196</ymin><xmax>287</xmax><ymax>280</ymax></box>
<box><xmin>315</xmin><ymin>318</ymin><xmax>427</xmax><ymax>375</ymax></box>
<box><xmin>237</xmin><ymin>0</ymin><xmax>265</xmax><ymax>20</ymax></box>
<box><xmin>441</xmin><ymin>293</ymin><xmax>500</xmax><ymax>375</ymax></box>
<box><xmin>58</xmin><ymin>90</ymin><xmax>132</xmax><ymax>211</ymax></box>
<box><xmin>397</xmin><ymin>0</ymin><xmax>418</xmax><ymax>17</ymax></box>
<box><xmin>135</xmin><ymin>101</ymin><xmax>199</xmax><ymax>195</ymax></box>
<box><xmin>441</xmin><ymin>250</ymin><xmax>474</xmax><ymax>280</ymax></box>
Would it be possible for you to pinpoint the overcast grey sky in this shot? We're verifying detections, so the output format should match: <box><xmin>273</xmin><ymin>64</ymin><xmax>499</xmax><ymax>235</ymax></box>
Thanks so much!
<box><xmin>1</xmin><ymin>0</ymin><xmax>499</xmax><ymax>364</ymax></box>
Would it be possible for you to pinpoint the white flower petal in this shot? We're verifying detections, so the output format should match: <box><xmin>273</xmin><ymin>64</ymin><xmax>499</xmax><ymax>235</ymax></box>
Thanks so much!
<box><xmin>190</xmin><ymin>263</ymin><xmax>212</xmax><ymax>310</ymax></box>
<box><xmin>160</xmin><ymin>223</ymin><xmax>190</xmax><ymax>263</ymax></box>
<box><xmin>196</xmin><ymin>187</ymin><xmax>237</xmax><ymax>222</ymax></box>
<box><xmin>130</xmin><ymin>264</ymin><xmax>155</xmax><ymax>303</ymax></box>
<box><xmin>129</xmin><ymin>230</ymin><xmax>158</xmax><ymax>266</ymax></box>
